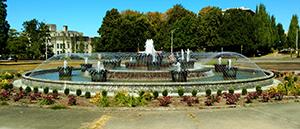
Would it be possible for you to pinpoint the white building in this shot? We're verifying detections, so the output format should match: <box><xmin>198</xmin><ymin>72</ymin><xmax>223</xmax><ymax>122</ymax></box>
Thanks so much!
<box><xmin>47</xmin><ymin>24</ymin><xmax>92</xmax><ymax>55</ymax></box>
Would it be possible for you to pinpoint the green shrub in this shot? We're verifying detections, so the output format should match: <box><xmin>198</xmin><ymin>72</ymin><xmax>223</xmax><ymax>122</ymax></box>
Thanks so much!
<box><xmin>143</xmin><ymin>92</ymin><xmax>153</xmax><ymax>101</ymax></box>
<box><xmin>192</xmin><ymin>89</ymin><xmax>197</xmax><ymax>97</ymax></box>
<box><xmin>52</xmin><ymin>89</ymin><xmax>58</xmax><ymax>94</ymax></box>
<box><xmin>217</xmin><ymin>89</ymin><xmax>222</xmax><ymax>96</ymax></box>
<box><xmin>228</xmin><ymin>88</ymin><xmax>234</xmax><ymax>94</ymax></box>
<box><xmin>177</xmin><ymin>88</ymin><xmax>184</xmax><ymax>97</ymax></box>
<box><xmin>205</xmin><ymin>89</ymin><xmax>211</xmax><ymax>96</ymax></box>
<box><xmin>0</xmin><ymin>72</ymin><xmax>14</xmax><ymax>79</ymax></box>
<box><xmin>153</xmin><ymin>91</ymin><xmax>159</xmax><ymax>99</ymax></box>
<box><xmin>76</xmin><ymin>89</ymin><xmax>82</xmax><ymax>96</ymax></box>
<box><xmin>242</xmin><ymin>88</ymin><xmax>247</xmax><ymax>95</ymax></box>
<box><xmin>99</xmin><ymin>97</ymin><xmax>109</xmax><ymax>107</ymax></box>
<box><xmin>44</xmin><ymin>87</ymin><xmax>49</xmax><ymax>94</ymax></box>
<box><xmin>162</xmin><ymin>89</ymin><xmax>168</xmax><ymax>97</ymax></box>
<box><xmin>33</xmin><ymin>87</ymin><xmax>39</xmax><ymax>93</ymax></box>
<box><xmin>15</xmin><ymin>72</ymin><xmax>22</xmax><ymax>78</ymax></box>
<box><xmin>25</xmin><ymin>86</ymin><xmax>32</xmax><ymax>95</ymax></box>
<box><xmin>139</xmin><ymin>91</ymin><xmax>145</xmax><ymax>97</ymax></box>
<box><xmin>64</xmin><ymin>88</ymin><xmax>70</xmax><ymax>95</ymax></box>
<box><xmin>2</xmin><ymin>83</ymin><xmax>13</xmax><ymax>90</ymax></box>
<box><xmin>256</xmin><ymin>86</ymin><xmax>262</xmax><ymax>95</ymax></box>
<box><xmin>102</xmin><ymin>90</ymin><xmax>107</xmax><ymax>97</ymax></box>
<box><xmin>85</xmin><ymin>91</ymin><xmax>91</xmax><ymax>98</ymax></box>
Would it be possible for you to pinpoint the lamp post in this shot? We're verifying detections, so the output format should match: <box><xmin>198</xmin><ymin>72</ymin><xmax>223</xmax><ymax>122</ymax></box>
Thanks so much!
<box><xmin>171</xmin><ymin>28</ymin><xmax>177</xmax><ymax>55</ymax></box>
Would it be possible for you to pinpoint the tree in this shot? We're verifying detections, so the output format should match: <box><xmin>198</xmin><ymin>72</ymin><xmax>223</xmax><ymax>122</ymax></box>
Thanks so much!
<box><xmin>254</xmin><ymin>4</ymin><xmax>273</xmax><ymax>55</ymax></box>
<box><xmin>22</xmin><ymin>19</ymin><xmax>50</xmax><ymax>59</ymax></box>
<box><xmin>220</xmin><ymin>9</ymin><xmax>256</xmax><ymax>56</ymax></box>
<box><xmin>275</xmin><ymin>23</ymin><xmax>286</xmax><ymax>49</ymax></box>
<box><xmin>172</xmin><ymin>14</ymin><xmax>199</xmax><ymax>51</ymax></box>
<box><xmin>198</xmin><ymin>6</ymin><xmax>223</xmax><ymax>51</ymax></box>
<box><xmin>287</xmin><ymin>15</ymin><xmax>299</xmax><ymax>50</ymax></box>
<box><xmin>97</xmin><ymin>8</ymin><xmax>122</xmax><ymax>52</ymax></box>
<box><xmin>6</xmin><ymin>29</ymin><xmax>28</xmax><ymax>58</ymax></box>
<box><xmin>0</xmin><ymin>0</ymin><xmax>9</xmax><ymax>54</ymax></box>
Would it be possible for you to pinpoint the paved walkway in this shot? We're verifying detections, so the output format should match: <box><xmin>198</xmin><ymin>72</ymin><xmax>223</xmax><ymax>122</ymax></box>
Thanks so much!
<box><xmin>0</xmin><ymin>103</ymin><xmax>299</xmax><ymax>129</ymax></box>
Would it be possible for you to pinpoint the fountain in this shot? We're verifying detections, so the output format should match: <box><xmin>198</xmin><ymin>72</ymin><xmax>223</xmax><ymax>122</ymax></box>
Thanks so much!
<box><xmin>80</xmin><ymin>57</ymin><xmax>92</xmax><ymax>72</ymax></box>
<box><xmin>170</xmin><ymin>62</ymin><xmax>188</xmax><ymax>82</ymax></box>
<box><xmin>125</xmin><ymin>39</ymin><xmax>169</xmax><ymax>70</ymax></box>
<box><xmin>88</xmin><ymin>54</ymin><xmax>108</xmax><ymax>82</ymax></box>
<box><xmin>214</xmin><ymin>57</ymin><xmax>226</xmax><ymax>72</ymax></box>
<box><xmin>57</xmin><ymin>60</ymin><xmax>73</xmax><ymax>80</ymax></box>
<box><xmin>22</xmin><ymin>41</ymin><xmax>275</xmax><ymax>93</ymax></box>
<box><xmin>222</xmin><ymin>59</ymin><xmax>238</xmax><ymax>79</ymax></box>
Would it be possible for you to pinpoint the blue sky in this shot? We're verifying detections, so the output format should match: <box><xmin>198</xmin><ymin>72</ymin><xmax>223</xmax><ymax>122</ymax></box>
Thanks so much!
<box><xmin>7</xmin><ymin>0</ymin><xmax>300</xmax><ymax>37</ymax></box>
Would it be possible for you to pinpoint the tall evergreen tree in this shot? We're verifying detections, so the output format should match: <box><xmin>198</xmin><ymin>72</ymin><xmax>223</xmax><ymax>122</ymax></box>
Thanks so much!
<box><xmin>275</xmin><ymin>23</ymin><xmax>286</xmax><ymax>49</ymax></box>
<box><xmin>97</xmin><ymin>8</ymin><xmax>121</xmax><ymax>51</ymax></box>
<box><xmin>0</xmin><ymin>0</ymin><xmax>9</xmax><ymax>54</ymax></box>
<box><xmin>254</xmin><ymin>4</ymin><xmax>273</xmax><ymax>54</ymax></box>
<box><xmin>287</xmin><ymin>15</ymin><xmax>299</xmax><ymax>49</ymax></box>
<box><xmin>220</xmin><ymin>9</ymin><xmax>256</xmax><ymax>56</ymax></box>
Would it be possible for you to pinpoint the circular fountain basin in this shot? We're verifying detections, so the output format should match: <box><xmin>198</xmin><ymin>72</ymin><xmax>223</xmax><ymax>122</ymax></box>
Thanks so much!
<box><xmin>22</xmin><ymin>66</ymin><xmax>274</xmax><ymax>93</ymax></box>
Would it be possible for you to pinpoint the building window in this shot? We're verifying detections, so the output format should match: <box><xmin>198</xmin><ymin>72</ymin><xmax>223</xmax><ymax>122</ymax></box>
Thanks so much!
<box><xmin>57</xmin><ymin>44</ymin><xmax>59</xmax><ymax>49</ymax></box>
<box><xmin>67</xmin><ymin>44</ymin><xmax>70</xmax><ymax>49</ymax></box>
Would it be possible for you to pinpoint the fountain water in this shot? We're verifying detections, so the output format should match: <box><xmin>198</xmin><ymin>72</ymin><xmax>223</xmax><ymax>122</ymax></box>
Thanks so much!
<box><xmin>63</xmin><ymin>60</ymin><xmax>68</xmax><ymax>69</ymax></box>
<box><xmin>23</xmin><ymin>46</ymin><xmax>274</xmax><ymax>93</ymax></box>
<box><xmin>143</xmin><ymin>39</ymin><xmax>156</xmax><ymax>62</ymax></box>
<box><xmin>228</xmin><ymin>59</ymin><xmax>232</xmax><ymax>69</ymax></box>
<box><xmin>218</xmin><ymin>57</ymin><xmax>222</xmax><ymax>65</ymax></box>
<box><xmin>84</xmin><ymin>57</ymin><xmax>88</xmax><ymax>64</ymax></box>
<box><xmin>186</xmin><ymin>49</ymin><xmax>190</xmax><ymax>62</ymax></box>
<box><xmin>181</xmin><ymin>49</ymin><xmax>185</xmax><ymax>61</ymax></box>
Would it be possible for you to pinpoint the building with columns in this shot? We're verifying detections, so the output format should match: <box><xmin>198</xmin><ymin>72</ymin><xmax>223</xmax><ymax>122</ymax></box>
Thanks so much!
<box><xmin>47</xmin><ymin>24</ymin><xmax>92</xmax><ymax>55</ymax></box>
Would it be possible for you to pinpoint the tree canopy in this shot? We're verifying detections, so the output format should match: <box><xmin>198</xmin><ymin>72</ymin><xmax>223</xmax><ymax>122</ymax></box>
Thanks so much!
<box><xmin>94</xmin><ymin>4</ymin><xmax>288</xmax><ymax>56</ymax></box>
<box><xmin>0</xmin><ymin>0</ymin><xmax>9</xmax><ymax>54</ymax></box>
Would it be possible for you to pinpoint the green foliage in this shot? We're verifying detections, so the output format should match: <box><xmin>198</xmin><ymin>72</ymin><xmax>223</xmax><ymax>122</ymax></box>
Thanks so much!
<box><xmin>20</xmin><ymin>19</ymin><xmax>50</xmax><ymax>59</ymax></box>
<box><xmin>142</xmin><ymin>92</ymin><xmax>153</xmax><ymax>101</ymax></box>
<box><xmin>6</xmin><ymin>29</ymin><xmax>28</xmax><ymax>57</ymax></box>
<box><xmin>217</xmin><ymin>89</ymin><xmax>222</xmax><ymax>96</ymax></box>
<box><xmin>64</xmin><ymin>88</ymin><xmax>70</xmax><ymax>96</ymax></box>
<box><xmin>99</xmin><ymin>97</ymin><xmax>109</xmax><ymax>107</ymax></box>
<box><xmin>76</xmin><ymin>89</ymin><xmax>82</xmax><ymax>96</ymax></box>
<box><xmin>287</xmin><ymin>15</ymin><xmax>299</xmax><ymax>49</ymax></box>
<box><xmin>43</xmin><ymin>87</ymin><xmax>49</xmax><ymax>94</ymax></box>
<box><xmin>139</xmin><ymin>91</ymin><xmax>145</xmax><ymax>97</ymax></box>
<box><xmin>114</xmin><ymin>91</ymin><xmax>144</xmax><ymax>107</ymax></box>
<box><xmin>0</xmin><ymin>72</ymin><xmax>14</xmax><ymax>79</ymax></box>
<box><xmin>162</xmin><ymin>89</ymin><xmax>168</xmax><ymax>97</ymax></box>
<box><xmin>0</xmin><ymin>0</ymin><xmax>10</xmax><ymax>54</ymax></box>
<box><xmin>177</xmin><ymin>88</ymin><xmax>184</xmax><ymax>97</ymax></box>
<box><xmin>256</xmin><ymin>86</ymin><xmax>262</xmax><ymax>95</ymax></box>
<box><xmin>228</xmin><ymin>88</ymin><xmax>234</xmax><ymax>94</ymax></box>
<box><xmin>191</xmin><ymin>89</ymin><xmax>197</xmax><ymax>97</ymax></box>
<box><xmin>85</xmin><ymin>91</ymin><xmax>91</xmax><ymax>99</ymax></box>
<box><xmin>52</xmin><ymin>89</ymin><xmax>58</xmax><ymax>94</ymax></box>
<box><xmin>153</xmin><ymin>91</ymin><xmax>159</xmax><ymax>99</ymax></box>
<box><xmin>242</xmin><ymin>88</ymin><xmax>248</xmax><ymax>95</ymax></box>
<box><xmin>25</xmin><ymin>86</ymin><xmax>31</xmax><ymax>95</ymax></box>
<box><xmin>33</xmin><ymin>87</ymin><xmax>38</xmax><ymax>93</ymax></box>
<box><xmin>39</xmin><ymin>96</ymin><xmax>55</xmax><ymax>105</ymax></box>
<box><xmin>0</xmin><ymin>80</ymin><xmax>13</xmax><ymax>90</ymax></box>
<box><xmin>205</xmin><ymin>89</ymin><xmax>211</xmax><ymax>96</ymax></box>
<box><xmin>102</xmin><ymin>90</ymin><xmax>107</xmax><ymax>97</ymax></box>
